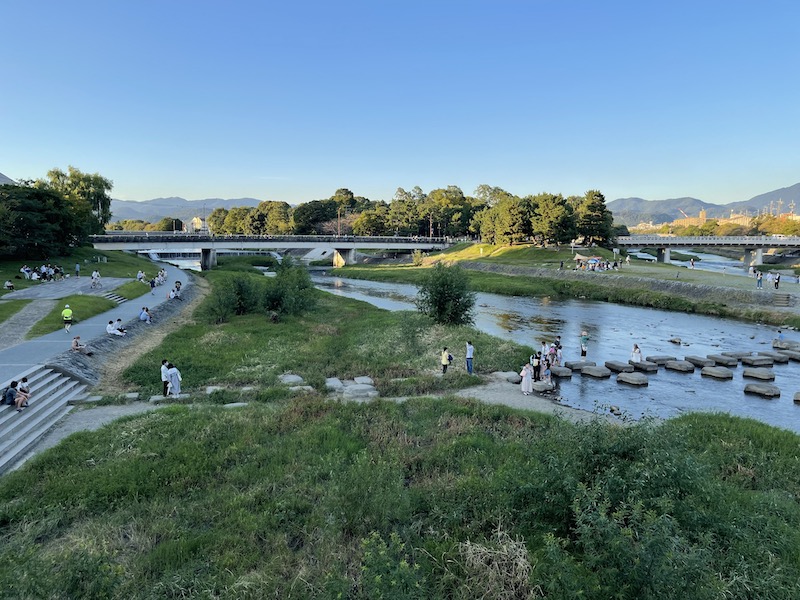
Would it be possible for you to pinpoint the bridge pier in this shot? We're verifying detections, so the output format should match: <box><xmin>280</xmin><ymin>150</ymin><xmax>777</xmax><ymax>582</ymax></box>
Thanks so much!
<box><xmin>656</xmin><ymin>248</ymin><xmax>671</xmax><ymax>263</ymax></box>
<box><xmin>332</xmin><ymin>248</ymin><xmax>356</xmax><ymax>268</ymax></box>
<box><xmin>743</xmin><ymin>247</ymin><xmax>763</xmax><ymax>267</ymax></box>
<box><xmin>200</xmin><ymin>248</ymin><xmax>217</xmax><ymax>271</ymax></box>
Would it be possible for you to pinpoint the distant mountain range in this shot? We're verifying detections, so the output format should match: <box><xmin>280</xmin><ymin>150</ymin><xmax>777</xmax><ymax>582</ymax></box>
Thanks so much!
<box><xmin>110</xmin><ymin>197</ymin><xmax>263</xmax><ymax>224</ymax></box>
<box><xmin>607</xmin><ymin>183</ymin><xmax>800</xmax><ymax>226</ymax></box>
<box><xmin>3</xmin><ymin>171</ymin><xmax>799</xmax><ymax>227</ymax></box>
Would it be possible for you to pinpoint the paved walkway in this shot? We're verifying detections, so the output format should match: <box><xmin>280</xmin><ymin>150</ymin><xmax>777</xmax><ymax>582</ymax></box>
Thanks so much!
<box><xmin>0</xmin><ymin>262</ymin><xmax>190</xmax><ymax>385</ymax></box>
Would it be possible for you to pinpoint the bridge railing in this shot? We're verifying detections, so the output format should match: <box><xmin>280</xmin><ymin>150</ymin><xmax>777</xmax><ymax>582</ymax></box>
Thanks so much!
<box><xmin>617</xmin><ymin>235</ymin><xmax>800</xmax><ymax>247</ymax></box>
<box><xmin>92</xmin><ymin>233</ymin><xmax>452</xmax><ymax>245</ymax></box>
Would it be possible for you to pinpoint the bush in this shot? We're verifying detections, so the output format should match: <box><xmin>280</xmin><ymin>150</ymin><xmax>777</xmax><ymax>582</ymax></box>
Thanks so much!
<box><xmin>415</xmin><ymin>263</ymin><xmax>476</xmax><ymax>325</ymax></box>
<box><xmin>263</xmin><ymin>258</ymin><xmax>316</xmax><ymax>315</ymax></box>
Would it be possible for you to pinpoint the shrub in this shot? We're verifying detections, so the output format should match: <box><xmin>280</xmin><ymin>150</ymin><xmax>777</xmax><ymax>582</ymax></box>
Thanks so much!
<box><xmin>415</xmin><ymin>263</ymin><xmax>476</xmax><ymax>325</ymax></box>
<box><xmin>263</xmin><ymin>259</ymin><xmax>316</xmax><ymax>316</ymax></box>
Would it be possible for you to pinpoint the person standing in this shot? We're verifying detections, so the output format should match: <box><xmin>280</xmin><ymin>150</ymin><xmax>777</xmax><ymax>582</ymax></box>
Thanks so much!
<box><xmin>150</xmin><ymin>277</ymin><xmax>157</xmax><ymax>295</ymax></box>
<box><xmin>440</xmin><ymin>347</ymin><xmax>450</xmax><ymax>374</ymax></box>
<box><xmin>630</xmin><ymin>343</ymin><xmax>642</xmax><ymax>363</ymax></box>
<box><xmin>161</xmin><ymin>359</ymin><xmax>170</xmax><ymax>396</ymax></box>
<box><xmin>167</xmin><ymin>363</ymin><xmax>182</xmax><ymax>396</ymax></box>
<box><xmin>580</xmin><ymin>330</ymin><xmax>589</xmax><ymax>358</ymax></box>
<box><xmin>61</xmin><ymin>304</ymin><xmax>73</xmax><ymax>333</ymax></box>
<box><xmin>75</xmin><ymin>263</ymin><xmax>80</xmax><ymax>278</ymax></box>
<box><xmin>756</xmin><ymin>271</ymin><xmax>763</xmax><ymax>289</ymax></box>
<box><xmin>465</xmin><ymin>341</ymin><xmax>474</xmax><ymax>375</ymax></box>
<box><xmin>519</xmin><ymin>363</ymin><xmax>533</xmax><ymax>396</ymax></box>
<box><xmin>775</xmin><ymin>273</ymin><xmax>781</xmax><ymax>289</ymax></box>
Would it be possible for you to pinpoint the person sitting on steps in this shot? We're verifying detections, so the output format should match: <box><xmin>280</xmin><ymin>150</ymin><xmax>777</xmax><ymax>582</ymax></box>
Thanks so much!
<box><xmin>71</xmin><ymin>336</ymin><xmax>94</xmax><ymax>356</ymax></box>
<box><xmin>106</xmin><ymin>321</ymin><xmax>126</xmax><ymax>336</ymax></box>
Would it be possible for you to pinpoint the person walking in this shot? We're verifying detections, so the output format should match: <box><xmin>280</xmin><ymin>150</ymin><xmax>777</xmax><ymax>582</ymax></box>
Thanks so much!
<box><xmin>167</xmin><ymin>363</ymin><xmax>183</xmax><ymax>396</ymax></box>
<box><xmin>580</xmin><ymin>330</ymin><xmax>589</xmax><ymax>358</ymax></box>
<box><xmin>75</xmin><ymin>263</ymin><xmax>80</xmax><ymax>278</ymax></box>
<box><xmin>775</xmin><ymin>273</ymin><xmax>781</xmax><ymax>289</ymax></box>
<box><xmin>61</xmin><ymin>304</ymin><xmax>73</xmax><ymax>333</ymax></box>
<box><xmin>465</xmin><ymin>341</ymin><xmax>474</xmax><ymax>375</ymax></box>
<box><xmin>161</xmin><ymin>359</ymin><xmax>170</xmax><ymax>396</ymax></box>
<box><xmin>440</xmin><ymin>347</ymin><xmax>451</xmax><ymax>374</ymax></box>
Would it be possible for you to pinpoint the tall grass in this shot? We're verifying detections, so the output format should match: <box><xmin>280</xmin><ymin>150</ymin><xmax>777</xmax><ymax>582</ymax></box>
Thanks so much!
<box><xmin>1</xmin><ymin>399</ymin><xmax>799</xmax><ymax>598</ymax></box>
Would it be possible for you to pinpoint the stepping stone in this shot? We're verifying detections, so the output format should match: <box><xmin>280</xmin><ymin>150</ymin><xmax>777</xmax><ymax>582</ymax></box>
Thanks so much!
<box><xmin>563</xmin><ymin>360</ymin><xmax>596</xmax><ymax>372</ymax></box>
<box><xmin>550</xmin><ymin>366</ymin><xmax>572</xmax><ymax>378</ymax></box>
<box><xmin>605</xmin><ymin>360</ymin><xmax>634</xmax><ymax>373</ymax></box>
<box><xmin>241</xmin><ymin>386</ymin><xmax>256</xmax><ymax>393</ymax></box>
<box><xmin>772</xmin><ymin>340</ymin><xmax>795</xmax><ymax>350</ymax></box>
<box><xmin>279</xmin><ymin>374</ymin><xmax>304</xmax><ymax>385</ymax></box>
<box><xmin>206</xmin><ymin>386</ymin><xmax>225</xmax><ymax>394</ymax></box>
<box><xmin>532</xmin><ymin>381</ymin><xmax>555</xmax><ymax>392</ymax></box>
<box><xmin>223</xmin><ymin>402</ymin><xmax>248</xmax><ymax>409</ymax></box>
<box><xmin>684</xmin><ymin>355</ymin><xmax>715</xmax><ymax>367</ymax></box>
<box><xmin>645</xmin><ymin>355</ymin><xmax>677</xmax><ymax>365</ymax></box>
<box><xmin>701</xmin><ymin>366</ymin><xmax>734</xmax><ymax>379</ymax></box>
<box><xmin>354</xmin><ymin>376</ymin><xmax>374</xmax><ymax>385</ymax></box>
<box><xmin>289</xmin><ymin>385</ymin><xmax>316</xmax><ymax>395</ymax></box>
<box><xmin>707</xmin><ymin>354</ymin><xmax>738</xmax><ymax>367</ymax></box>
<box><xmin>121</xmin><ymin>392</ymin><xmax>140</xmax><ymax>400</ymax></box>
<box><xmin>744</xmin><ymin>383</ymin><xmax>780</xmax><ymax>398</ymax></box>
<box><xmin>741</xmin><ymin>356</ymin><xmax>773</xmax><ymax>367</ymax></box>
<box><xmin>342</xmin><ymin>384</ymin><xmax>379</xmax><ymax>400</ymax></box>
<box><xmin>617</xmin><ymin>372</ymin><xmax>649</xmax><ymax>386</ymax></box>
<box><xmin>491</xmin><ymin>371</ymin><xmax>521</xmax><ymax>384</ymax></box>
<box><xmin>149</xmin><ymin>395</ymin><xmax>168</xmax><ymax>404</ymax></box>
<box><xmin>631</xmin><ymin>360</ymin><xmax>658</xmax><ymax>373</ymax></box>
<box><xmin>794</xmin><ymin>392</ymin><xmax>800</xmax><ymax>404</ymax></box>
<box><xmin>722</xmin><ymin>351</ymin><xmax>752</xmax><ymax>360</ymax></box>
<box><xmin>581</xmin><ymin>365</ymin><xmax>611</xmax><ymax>378</ymax></box>
<box><xmin>777</xmin><ymin>350</ymin><xmax>800</xmax><ymax>361</ymax></box>
<box><xmin>665</xmin><ymin>360</ymin><xmax>695</xmax><ymax>373</ymax></box>
<box><xmin>758</xmin><ymin>351</ymin><xmax>790</xmax><ymax>363</ymax></box>
<box><xmin>742</xmin><ymin>367</ymin><xmax>775</xmax><ymax>381</ymax></box>
<box><xmin>325</xmin><ymin>377</ymin><xmax>344</xmax><ymax>391</ymax></box>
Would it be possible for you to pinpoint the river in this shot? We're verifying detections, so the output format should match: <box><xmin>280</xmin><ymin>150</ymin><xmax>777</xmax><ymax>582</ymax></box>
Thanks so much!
<box><xmin>312</xmin><ymin>274</ymin><xmax>800</xmax><ymax>433</ymax></box>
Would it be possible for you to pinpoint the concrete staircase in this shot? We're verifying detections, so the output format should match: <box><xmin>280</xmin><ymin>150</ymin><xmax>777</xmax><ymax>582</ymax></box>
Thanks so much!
<box><xmin>0</xmin><ymin>366</ymin><xmax>87</xmax><ymax>474</ymax></box>
<box><xmin>102</xmin><ymin>291</ymin><xmax>128</xmax><ymax>304</ymax></box>
<box><xmin>773</xmin><ymin>293</ymin><xmax>792</xmax><ymax>307</ymax></box>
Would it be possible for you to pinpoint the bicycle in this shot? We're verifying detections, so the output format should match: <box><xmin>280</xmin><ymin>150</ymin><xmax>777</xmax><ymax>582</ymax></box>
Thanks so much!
<box><xmin>90</xmin><ymin>278</ymin><xmax>103</xmax><ymax>289</ymax></box>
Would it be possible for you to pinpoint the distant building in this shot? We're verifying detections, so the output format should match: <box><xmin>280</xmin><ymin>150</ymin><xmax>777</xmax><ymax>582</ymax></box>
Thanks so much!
<box><xmin>187</xmin><ymin>217</ymin><xmax>208</xmax><ymax>233</ymax></box>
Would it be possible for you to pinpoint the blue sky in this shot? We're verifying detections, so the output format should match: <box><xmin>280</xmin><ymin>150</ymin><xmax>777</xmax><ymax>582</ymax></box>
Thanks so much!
<box><xmin>2</xmin><ymin>0</ymin><xmax>798</xmax><ymax>205</ymax></box>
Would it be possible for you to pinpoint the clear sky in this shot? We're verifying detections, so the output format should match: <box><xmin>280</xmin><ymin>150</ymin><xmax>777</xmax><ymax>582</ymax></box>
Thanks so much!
<box><xmin>2</xmin><ymin>0</ymin><xmax>798</xmax><ymax>205</ymax></box>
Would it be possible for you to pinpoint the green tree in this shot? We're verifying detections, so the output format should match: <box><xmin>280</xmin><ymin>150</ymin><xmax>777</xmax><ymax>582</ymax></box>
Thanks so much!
<box><xmin>221</xmin><ymin>207</ymin><xmax>254</xmax><ymax>234</ymax></box>
<box><xmin>415</xmin><ymin>262</ymin><xmax>476</xmax><ymax>325</ymax></box>
<box><xmin>207</xmin><ymin>208</ymin><xmax>228</xmax><ymax>233</ymax></box>
<box><xmin>531</xmin><ymin>193</ymin><xmax>576</xmax><ymax>246</ymax></box>
<box><xmin>492</xmin><ymin>195</ymin><xmax>531</xmax><ymax>245</ymax></box>
<box><xmin>148</xmin><ymin>217</ymin><xmax>184</xmax><ymax>232</ymax></box>
<box><xmin>246</xmin><ymin>201</ymin><xmax>293</xmax><ymax>235</ymax></box>
<box><xmin>575</xmin><ymin>190</ymin><xmax>614</xmax><ymax>246</ymax></box>
<box><xmin>37</xmin><ymin>166</ymin><xmax>113</xmax><ymax>234</ymax></box>
<box><xmin>352</xmin><ymin>205</ymin><xmax>389</xmax><ymax>236</ymax></box>
<box><xmin>292</xmin><ymin>199</ymin><xmax>337</xmax><ymax>234</ymax></box>
<box><xmin>0</xmin><ymin>185</ymin><xmax>78</xmax><ymax>258</ymax></box>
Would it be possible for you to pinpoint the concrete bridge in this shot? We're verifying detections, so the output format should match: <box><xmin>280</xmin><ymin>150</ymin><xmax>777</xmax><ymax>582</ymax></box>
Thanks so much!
<box><xmin>90</xmin><ymin>233</ymin><xmax>452</xmax><ymax>269</ymax></box>
<box><xmin>616</xmin><ymin>235</ymin><xmax>800</xmax><ymax>265</ymax></box>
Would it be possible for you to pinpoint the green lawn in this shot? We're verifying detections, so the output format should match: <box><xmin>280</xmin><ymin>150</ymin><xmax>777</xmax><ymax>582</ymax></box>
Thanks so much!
<box><xmin>0</xmin><ymin>299</ymin><xmax>30</xmax><ymax>324</ymax></box>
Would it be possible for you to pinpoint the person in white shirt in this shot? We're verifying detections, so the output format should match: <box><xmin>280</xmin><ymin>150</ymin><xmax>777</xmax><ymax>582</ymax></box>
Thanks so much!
<box><xmin>106</xmin><ymin>321</ymin><xmax>125</xmax><ymax>336</ymax></box>
<box><xmin>465</xmin><ymin>341</ymin><xmax>474</xmax><ymax>375</ymax></box>
<box><xmin>167</xmin><ymin>363</ymin><xmax>182</xmax><ymax>395</ymax></box>
<box><xmin>161</xmin><ymin>359</ymin><xmax>170</xmax><ymax>396</ymax></box>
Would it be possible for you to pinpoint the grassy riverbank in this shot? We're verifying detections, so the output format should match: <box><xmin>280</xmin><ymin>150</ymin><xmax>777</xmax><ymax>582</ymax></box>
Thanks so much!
<box><xmin>2</xmin><ymin>396</ymin><xmax>799</xmax><ymax>598</ymax></box>
<box><xmin>3</xmin><ymin>256</ymin><xmax>800</xmax><ymax>597</ymax></box>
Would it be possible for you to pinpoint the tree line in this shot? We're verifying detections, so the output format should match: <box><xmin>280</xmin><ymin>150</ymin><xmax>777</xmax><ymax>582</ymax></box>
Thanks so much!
<box><xmin>141</xmin><ymin>185</ymin><xmax>616</xmax><ymax>247</ymax></box>
<box><xmin>0</xmin><ymin>167</ymin><xmax>112</xmax><ymax>259</ymax></box>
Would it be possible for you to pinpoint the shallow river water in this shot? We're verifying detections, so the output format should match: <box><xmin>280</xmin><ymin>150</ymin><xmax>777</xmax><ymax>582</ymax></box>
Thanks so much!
<box><xmin>312</xmin><ymin>275</ymin><xmax>800</xmax><ymax>433</ymax></box>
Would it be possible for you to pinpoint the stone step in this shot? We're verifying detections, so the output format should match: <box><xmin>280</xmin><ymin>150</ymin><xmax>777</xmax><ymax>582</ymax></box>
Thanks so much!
<box><xmin>0</xmin><ymin>367</ymin><xmax>85</xmax><ymax>475</ymax></box>
<box><xmin>102</xmin><ymin>292</ymin><xmax>128</xmax><ymax>305</ymax></box>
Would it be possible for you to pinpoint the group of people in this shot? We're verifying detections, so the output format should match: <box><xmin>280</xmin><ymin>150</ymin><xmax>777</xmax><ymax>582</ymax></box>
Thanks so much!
<box><xmin>520</xmin><ymin>332</ymin><xmax>591</xmax><ymax>395</ymax></box>
<box><xmin>107</xmin><ymin>319</ymin><xmax>127</xmax><ymax>336</ymax></box>
<box><xmin>168</xmin><ymin>280</ymin><xmax>183</xmax><ymax>301</ymax></box>
<box><xmin>440</xmin><ymin>341</ymin><xmax>475</xmax><ymax>375</ymax></box>
<box><xmin>3</xmin><ymin>377</ymin><xmax>31</xmax><ymax>412</ymax></box>
<box><xmin>160</xmin><ymin>359</ymin><xmax>183</xmax><ymax>396</ymax></box>
<box><xmin>19</xmin><ymin>264</ymin><xmax>67</xmax><ymax>282</ymax></box>
<box><xmin>148</xmin><ymin>269</ymin><xmax>169</xmax><ymax>295</ymax></box>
